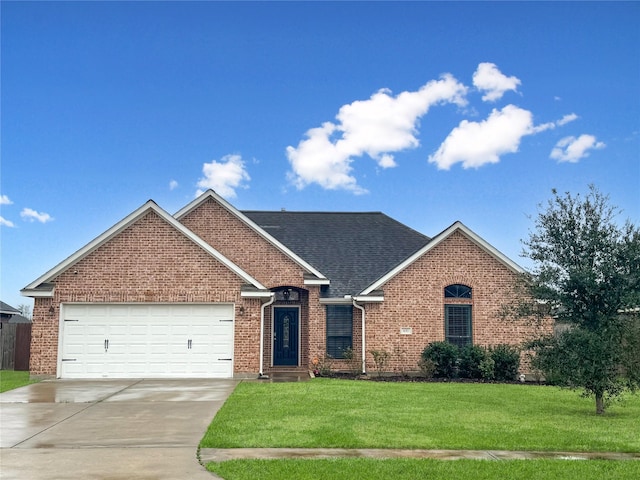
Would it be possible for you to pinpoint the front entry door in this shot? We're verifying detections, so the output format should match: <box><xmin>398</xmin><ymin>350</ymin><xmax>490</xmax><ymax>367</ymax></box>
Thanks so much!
<box><xmin>273</xmin><ymin>307</ymin><xmax>299</xmax><ymax>366</ymax></box>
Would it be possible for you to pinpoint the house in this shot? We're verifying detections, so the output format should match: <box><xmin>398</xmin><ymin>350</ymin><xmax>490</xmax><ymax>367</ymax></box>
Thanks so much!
<box><xmin>21</xmin><ymin>190</ymin><xmax>544</xmax><ymax>379</ymax></box>
<box><xmin>1</xmin><ymin>301</ymin><xmax>26</xmax><ymax>323</ymax></box>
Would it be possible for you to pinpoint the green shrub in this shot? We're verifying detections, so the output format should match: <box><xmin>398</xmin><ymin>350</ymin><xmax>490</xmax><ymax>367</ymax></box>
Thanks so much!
<box><xmin>458</xmin><ymin>345</ymin><xmax>489</xmax><ymax>379</ymax></box>
<box><xmin>417</xmin><ymin>357</ymin><xmax>436</xmax><ymax>378</ymax></box>
<box><xmin>421</xmin><ymin>341</ymin><xmax>459</xmax><ymax>379</ymax></box>
<box><xmin>369</xmin><ymin>349</ymin><xmax>390</xmax><ymax>378</ymax></box>
<box><xmin>342</xmin><ymin>347</ymin><xmax>362</xmax><ymax>377</ymax></box>
<box><xmin>490</xmin><ymin>344</ymin><xmax>521</xmax><ymax>381</ymax></box>
<box><xmin>479</xmin><ymin>357</ymin><xmax>496</xmax><ymax>381</ymax></box>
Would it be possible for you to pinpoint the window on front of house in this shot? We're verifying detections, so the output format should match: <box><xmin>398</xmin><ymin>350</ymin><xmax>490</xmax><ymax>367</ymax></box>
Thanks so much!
<box><xmin>444</xmin><ymin>284</ymin><xmax>472</xmax><ymax>348</ymax></box>
<box><xmin>326</xmin><ymin>305</ymin><xmax>353</xmax><ymax>359</ymax></box>
<box><xmin>445</xmin><ymin>304</ymin><xmax>472</xmax><ymax>348</ymax></box>
<box><xmin>444</xmin><ymin>284</ymin><xmax>472</xmax><ymax>298</ymax></box>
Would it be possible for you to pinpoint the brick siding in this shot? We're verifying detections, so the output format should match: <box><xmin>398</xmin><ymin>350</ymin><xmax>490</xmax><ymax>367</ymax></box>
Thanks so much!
<box><xmin>30</xmin><ymin>211</ymin><xmax>255</xmax><ymax>375</ymax></box>
<box><xmin>30</xmin><ymin>198</ymin><xmax>547</xmax><ymax>378</ymax></box>
<box><xmin>362</xmin><ymin>230</ymin><xmax>551</xmax><ymax>374</ymax></box>
<box><xmin>179</xmin><ymin>198</ymin><xmax>307</xmax><ymax>288</ymax></box>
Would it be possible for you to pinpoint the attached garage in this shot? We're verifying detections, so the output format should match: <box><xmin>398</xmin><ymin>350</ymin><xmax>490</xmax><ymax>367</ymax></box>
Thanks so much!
<box><xmin>59</xmin><ymin>303</ymin><xmax>234</xmax><ymax>379</ymax></box>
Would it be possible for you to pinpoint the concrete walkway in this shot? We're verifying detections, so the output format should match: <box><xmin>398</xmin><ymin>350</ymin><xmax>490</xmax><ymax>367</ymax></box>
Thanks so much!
<box><xmin>200</xmin><ymin>447</ymin><xmax>640</xmax><ymax>463</ymax></box>
<box><xmin>0</xmin><ymin>378</ymin><xmax>238</xmax><ymax>480</ymax></box>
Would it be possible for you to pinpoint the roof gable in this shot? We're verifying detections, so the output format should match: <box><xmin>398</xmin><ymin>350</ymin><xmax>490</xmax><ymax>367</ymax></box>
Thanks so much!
<box><xmin>174</xmin><ymin>190</ymin><xmax>328</xmax><ymax>282</ymax></box>
<box><xmin>360</xmin><ymin>221</ymin><xmax>524</xmax><ymax>295</ymax></box>
<box><xmin>21</xmin><ymin>200</ymin><xmax>266</xmax><ymax>297</ymax></box>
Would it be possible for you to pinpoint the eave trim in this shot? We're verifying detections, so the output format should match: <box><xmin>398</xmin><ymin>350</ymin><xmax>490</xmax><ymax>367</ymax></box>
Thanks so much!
<box><xmin>319</xmin><ymin>297</ymin><xmax>354</xmax><ymax>305</ymax></box>
<box><xmin>20</xmin><ymin>288</ymin><xmax>55</xmax><ymax>298</ymax></box>
<box><xmin>304</xmin><ymin>278</ymin><xmax>331</xmax><ymax>286</ymax></box>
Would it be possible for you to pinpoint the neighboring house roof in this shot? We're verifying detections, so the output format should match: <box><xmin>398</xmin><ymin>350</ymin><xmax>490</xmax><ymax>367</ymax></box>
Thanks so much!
<box><xmin>0</xmin><ymin>301</ymin><xmax>21</xmax><ymax>315</ymax></box>
<box><xmin>3</xmin><ymin>313</ymin><xmax>31</xmax><ymax>323</ymax></box>
<box><xmin>21</xmin><ymin>200</ymin><xmax>268</xmax><ymax>298</ymax></box>
<box><xmin>0</xmin><ymin>301</ymin><xmax>30</xmax><ymax>323</ymax></box>
<box><xmin>244</xmin><ymin>211</ymin><xmax>431</xmax><ymax>297</ymax></box>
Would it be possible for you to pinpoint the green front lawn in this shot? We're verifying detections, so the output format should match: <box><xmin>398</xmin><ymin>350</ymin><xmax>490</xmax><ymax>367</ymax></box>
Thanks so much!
<box><xmin>207</xmin><ymin>458</ymin><xmax>640</xmax><ymax>480</ymax></box>
<box><xmin>0</xmin><ymin>370</ymin><xmax>39</xmax><ymax>393</ymax></box>
<box><xmin>201</xmin><ymin>379</ymin><xmax>640</xmax><ymax>452</ymax></box>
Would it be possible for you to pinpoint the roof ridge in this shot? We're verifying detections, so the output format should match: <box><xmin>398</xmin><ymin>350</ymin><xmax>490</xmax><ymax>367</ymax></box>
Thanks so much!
<box><xmin>241</xmin><ymin>210</ymin><xmax>384</xmax><ymax>214</ymax></box>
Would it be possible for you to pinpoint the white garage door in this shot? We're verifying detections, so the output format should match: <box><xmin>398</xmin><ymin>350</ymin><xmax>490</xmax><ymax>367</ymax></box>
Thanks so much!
<box><xmin>60</xmin><ymin>303</ymin><xmax>234</xmax><ymax>379</ymax></box>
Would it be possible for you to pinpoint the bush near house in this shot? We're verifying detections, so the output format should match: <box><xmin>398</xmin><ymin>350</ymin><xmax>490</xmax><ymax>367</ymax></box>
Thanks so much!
<box><xmin>420</xmin><ymin>341</ymin><xmax>459</xmax><ymax>378</ymax></box>
<box><xmin>489</xmin><ymin>344</ymin><xmax>521</xmax><ymax>381</ymax></box>
<box><xmin>420</xmin><ymin>342</ymin><xmax>520</xmax><ymax>381</ymax></box>
<box><xmin>458</xmin><ymin>345</ymin><xmax>489</xmax><ymax>379</ymax></box>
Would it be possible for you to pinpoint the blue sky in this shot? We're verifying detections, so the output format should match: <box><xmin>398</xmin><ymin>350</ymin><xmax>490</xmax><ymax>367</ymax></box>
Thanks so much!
<box><xmin>1</xmin><ymin>2</ymin><xmax>639</xmax><ymax>309</ymax></box>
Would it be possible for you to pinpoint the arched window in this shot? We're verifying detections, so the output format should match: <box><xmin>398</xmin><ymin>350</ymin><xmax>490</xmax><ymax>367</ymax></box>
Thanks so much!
<box><xmin>444</xmin><ymin>284</ymin><xmax>472</xmax><ymax>347</ymax></box>
<box><xmin>444</xmin><ymin>284</ymin><xmax>472</xmax><ymax>299</ymax></box>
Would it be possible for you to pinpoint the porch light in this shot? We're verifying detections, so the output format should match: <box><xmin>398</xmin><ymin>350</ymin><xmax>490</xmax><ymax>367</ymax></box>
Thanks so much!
<box><xmin>275</xmin><ymin>288</ymin><xmax>299</xmax><ymax>302</ymax></box>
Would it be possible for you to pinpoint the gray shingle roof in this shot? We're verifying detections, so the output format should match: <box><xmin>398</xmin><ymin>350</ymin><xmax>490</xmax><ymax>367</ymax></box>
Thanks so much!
<box><xmin>243</xmin><ymin>211</ymin><xmax>430</xmax><ymax>297</ymax></box>
<box><xmin>0</xmin><ymin>301</ymin><xmax>21</xmax><ymax>315</ymax></box>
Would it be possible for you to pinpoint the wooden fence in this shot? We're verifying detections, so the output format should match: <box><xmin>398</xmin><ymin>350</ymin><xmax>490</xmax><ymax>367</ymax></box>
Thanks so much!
<box><xmin>0</xmin><ymin>323</ymin><xmax>32</xmax><ymax>370</ymax></box>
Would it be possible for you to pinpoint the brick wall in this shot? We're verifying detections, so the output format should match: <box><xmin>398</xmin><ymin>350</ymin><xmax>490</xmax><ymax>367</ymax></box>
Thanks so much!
<box><xmin>30</xmin><ymin>198</ymin><xmax>547</xmax><ymax>378</ymax></box>
<box><xmin>179</xmin><ymin>198</ymin><xmax>326</xmax><ymax>373</ymax></box>
<box><xmin>179</xmin><ymin>198</ymin><xmax>307</xmax><ymax>288</ymax></box>
<box><xmin>30</xmin><ymin>211</ymin><xmax>257</xmax><ymax>375</ymax></box>
<box><xmin>31</xmin><ymin>198</ymin><xmax>322</xmax><ymax>377</ymax></box>
<box><xmin>362</xmin><ymin>230</ymin><xmax>550</xmax><ymax>374</ymax></box>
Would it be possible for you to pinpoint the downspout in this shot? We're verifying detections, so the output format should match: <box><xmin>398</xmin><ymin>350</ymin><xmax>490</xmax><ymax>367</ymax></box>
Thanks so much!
<box><xmin>259</xmin><ymin>293</ymin><xmax>276</xmax><ymax>378</ymax></box>
<box><xmin>352</xmin><ymin>298</ymin><xmax>366</xmax><ymax>375</ymax></box>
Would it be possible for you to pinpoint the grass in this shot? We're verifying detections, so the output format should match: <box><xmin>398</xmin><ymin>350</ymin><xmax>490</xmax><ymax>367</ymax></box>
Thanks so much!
<box><xmin>201</xmin><ymin>379</ymin><xmax>640</xmax><ymax>452</ymax></box>
<box><xmin>207</xmin><ymin>458</ymin><xmax>640</xmax><ymax>480</ymax></box>
<box><xmin>0</xmin><ymin>370</ymin><xmax>39</xmax><ymax>393</ymax></box>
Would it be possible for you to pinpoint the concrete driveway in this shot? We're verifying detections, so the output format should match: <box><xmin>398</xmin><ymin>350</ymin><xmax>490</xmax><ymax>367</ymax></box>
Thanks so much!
<box><xmin>0</xmin><ymin>378</ymin><xmax>238</xmax><ymax>480</ymax></box>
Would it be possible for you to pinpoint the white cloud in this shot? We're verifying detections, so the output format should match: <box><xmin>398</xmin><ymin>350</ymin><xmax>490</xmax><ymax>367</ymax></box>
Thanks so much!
<box><xmin>531</xmin><ymin>112</ymin><xmax>579</xmax><ymax>133</ymax></box>
<box><xmin>557</xmin><ymin>113</ymin><xmax>578</xmax><ymax>126</ymax></box>
<box><xmin>531</xmin><ymin>120</ymin><xmax>556</xmax><ymax>134</ymax></box>
<box><xmin>550</xmin><ymin>134</ymin><xmax>605</xmax><ymax>163</ymax></box>
<box><xmin>0</xmin><ymin>216</ymin><xmax>15</xmax><ymax>228</ymax></box>
<box><xmin>286</xmin><ymin>122</ymin><xmax>367</xmax><ymax>194</ymax></box>
<box><xmin>472</xmin><ymin>62</ymin><xmax>521</xmax><ymax>102</ymax></box>
<box><xmin>196</xmin><ymin>154</ymin><xmax>250</xmax><ymax>198</ymax></box>
<box><xmin>0</xmin><ymin>195</ymin><xmax>13</xmax><ymax>205</ymax></box>
<box><xmin>169</xmin><ymin>179</ymin><xmax>179</xmax><ymax>191</ymax></box>
<box><xmin>378</xmin><ymin>154</ymin><xmax>397</xmax><ymax>169</ymax></box>
<box><xmin>20</xmin><ymin>208</ymin><xmax>53</xmax><ymax>223</ymax></box>
<box><xmin>428</xmin><ymin>105</ymin><xmax>534</xmax><ymax>170</ymax></box>
<box><xmin>287</xmin><ymin>74</ymin><xmax>469</xmax><ymax>193</ymax></box>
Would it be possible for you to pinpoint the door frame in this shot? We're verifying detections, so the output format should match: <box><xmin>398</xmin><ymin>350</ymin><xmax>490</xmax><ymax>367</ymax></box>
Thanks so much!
<box><xmin>271</xmin><ymin>305</ymin><xmax>301</xmax><ymax>367</ymax></box>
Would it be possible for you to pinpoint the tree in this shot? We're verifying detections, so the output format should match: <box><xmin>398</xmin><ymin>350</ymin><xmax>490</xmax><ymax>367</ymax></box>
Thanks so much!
<box><xmin>521</xmin><ymin>186</ymin><xmax>640</xmax><ymax>414</ymax></box>
<box><xmin>17</xmin><ymin>304</ymin><xmax>32</xmax><ymax>319</ymax></box>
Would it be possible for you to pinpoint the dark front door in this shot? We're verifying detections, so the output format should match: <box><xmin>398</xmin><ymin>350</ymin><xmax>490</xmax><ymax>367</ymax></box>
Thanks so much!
<box><xmin>273</xmin><ymin>307</ymin><xmax>299</xmax><ymax>366</ymax></box>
